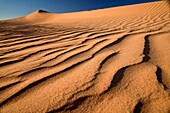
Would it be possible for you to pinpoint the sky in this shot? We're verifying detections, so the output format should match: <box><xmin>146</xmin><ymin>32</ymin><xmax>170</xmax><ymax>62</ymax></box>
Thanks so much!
<box><xmin>0</xmin><ymin>0</ymin><xmax>156</xmax><ymax>20</ymax></box>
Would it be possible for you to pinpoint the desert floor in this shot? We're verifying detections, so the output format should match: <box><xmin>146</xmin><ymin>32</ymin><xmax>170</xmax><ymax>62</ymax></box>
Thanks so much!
<box><xmin>0</xmin><ymin>1</ymin><xmax>170</xmax><ymax>113</ymax></box>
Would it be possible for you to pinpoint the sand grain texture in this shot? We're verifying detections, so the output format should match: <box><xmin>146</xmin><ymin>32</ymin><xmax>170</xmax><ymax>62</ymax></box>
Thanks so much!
<box><xmin>0</xmin><ymin>1</ymin><xmax>170</xmax><ymax>113</ymax></box>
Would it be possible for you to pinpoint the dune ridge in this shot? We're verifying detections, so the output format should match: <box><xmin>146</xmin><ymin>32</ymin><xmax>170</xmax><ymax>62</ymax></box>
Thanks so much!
<box><xmin>0</xmin><ymin>1</ymin><xmax>170</xmax><ymax>113</ymax></box>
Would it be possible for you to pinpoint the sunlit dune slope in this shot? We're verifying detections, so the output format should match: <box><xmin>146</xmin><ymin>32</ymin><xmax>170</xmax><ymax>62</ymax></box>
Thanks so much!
<box><xmin>0</xmin><ymin>1</ymin><xmax>170</xmax><ymax>113</ymax></box>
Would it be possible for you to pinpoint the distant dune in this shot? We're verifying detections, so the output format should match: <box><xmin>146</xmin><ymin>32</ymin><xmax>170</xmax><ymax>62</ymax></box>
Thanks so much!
<box><xmin>0</xmin><ymin>1</ymin><xmax>170</xmax><ymax>113</ymax></box>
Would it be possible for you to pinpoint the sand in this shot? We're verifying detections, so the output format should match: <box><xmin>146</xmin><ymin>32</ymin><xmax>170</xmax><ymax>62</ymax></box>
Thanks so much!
<box><xmin>0</xmin><ymin>1</ymin><xmax>170</xmax><ymax>113</ymax></box>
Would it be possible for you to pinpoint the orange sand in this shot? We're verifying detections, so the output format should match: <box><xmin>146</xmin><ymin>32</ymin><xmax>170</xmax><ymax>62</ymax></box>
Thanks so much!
<box><xmin>0</xmin><ymin>1</ymin><xmax>170</xmax><ymax>113</ymax></box>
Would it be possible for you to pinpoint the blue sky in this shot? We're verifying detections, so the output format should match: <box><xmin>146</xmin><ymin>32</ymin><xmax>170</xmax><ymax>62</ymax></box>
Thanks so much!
<box><xmin>0</xmin><ymin>0</ymin><xmax>156</xmax><ymax>20</ymax></box>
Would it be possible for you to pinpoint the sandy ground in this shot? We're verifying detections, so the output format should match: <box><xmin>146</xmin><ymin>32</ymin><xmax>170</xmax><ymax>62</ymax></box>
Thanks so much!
<box><xmin>0</xmin><ymin>1</ymin><xmax>170</xmax><ymax>113</ymax></box>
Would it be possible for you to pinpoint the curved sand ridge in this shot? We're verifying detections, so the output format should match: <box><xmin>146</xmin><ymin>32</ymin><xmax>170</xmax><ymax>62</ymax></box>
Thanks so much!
<box><xmin>0</xmin><ymin>1</ymin><xmax>170</xmax><ymax>113</ymax></box>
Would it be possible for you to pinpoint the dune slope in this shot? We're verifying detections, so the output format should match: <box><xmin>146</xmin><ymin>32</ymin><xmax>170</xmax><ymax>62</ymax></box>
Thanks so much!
<box><xmin>0</xmin><ymin>1</ymin><xmax>170</xmax><ymax>113</ymax></box>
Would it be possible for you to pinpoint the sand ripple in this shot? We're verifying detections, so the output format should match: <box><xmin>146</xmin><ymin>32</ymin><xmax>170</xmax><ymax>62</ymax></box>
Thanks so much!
<box><xmin>0</xmin><ymin>1</ymin><xmax>170</xmax><ymax>113</ymax></box>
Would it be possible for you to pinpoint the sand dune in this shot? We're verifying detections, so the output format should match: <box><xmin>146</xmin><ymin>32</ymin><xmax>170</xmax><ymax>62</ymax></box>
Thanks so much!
<box><xmin>0</xmin><ymin>1</ymin><xmax>170</xmax><ymax>113</ymax></box>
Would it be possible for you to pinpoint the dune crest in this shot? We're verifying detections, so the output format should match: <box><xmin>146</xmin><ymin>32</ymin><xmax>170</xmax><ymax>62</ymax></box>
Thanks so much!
<box><xmin>0</xmin><ymin>1</ymin><xmax>170</xmax><ymax>113</ymax></box>
<box><xmin>36</xmin><ymin>9</ymin><xmax>50</xmax><ymax>13</ymax></box>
